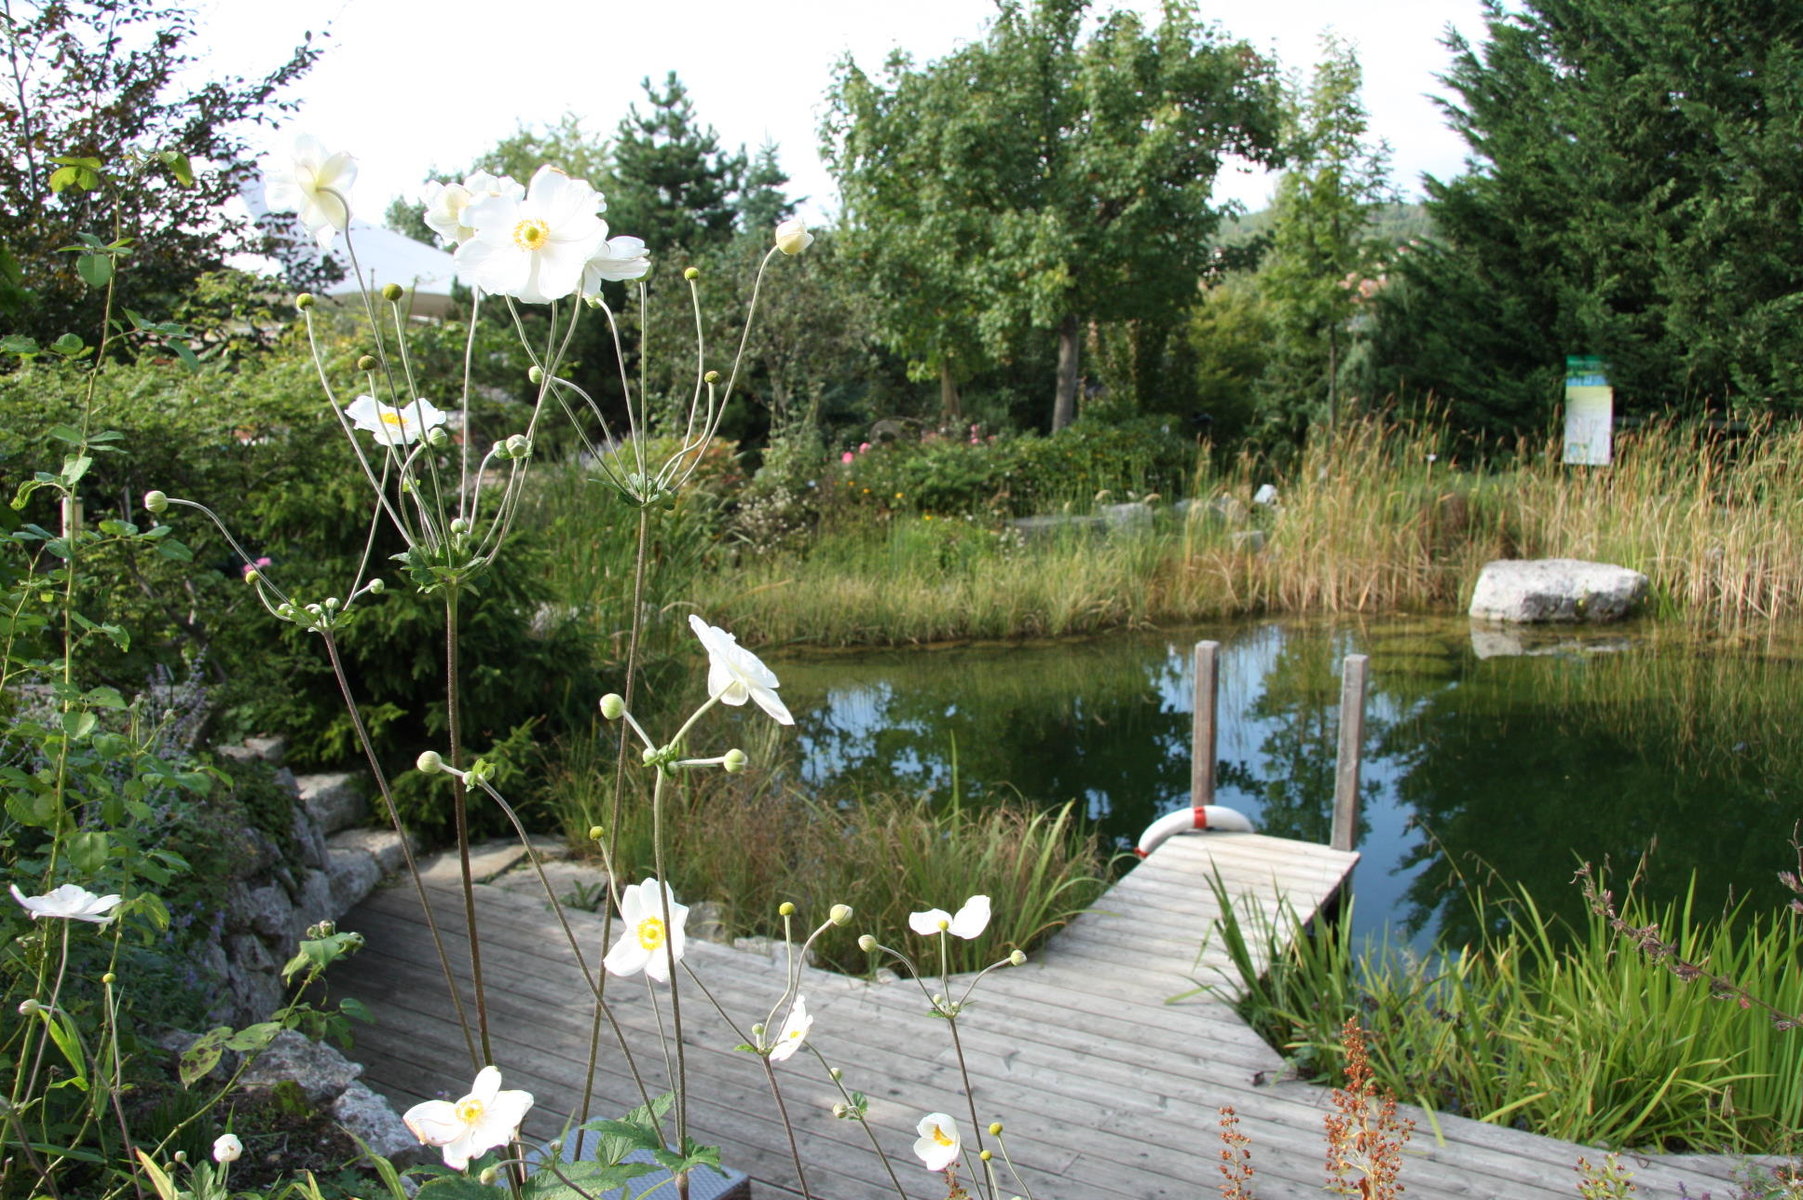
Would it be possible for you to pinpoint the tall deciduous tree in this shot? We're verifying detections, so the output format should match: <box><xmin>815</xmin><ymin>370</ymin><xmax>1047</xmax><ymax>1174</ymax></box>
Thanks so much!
<box><xmin>1255</xmin><ymin>35</ymin><xmax>1390</xmax><ymax>439</ymax></box>
<box><xmin>0</xmin><ymin>0</ymin><xmax>318</xmax><ymax>343</ymax></box>
<box><xmin>827</xmin><ymin>0</ymin><xmax>1283</xmax><ymax>431</ymax></box>
<box><xmin>1373</xmin><ymin>0</ymin><xmax>1803</xmax><ymax>435</ymax></box>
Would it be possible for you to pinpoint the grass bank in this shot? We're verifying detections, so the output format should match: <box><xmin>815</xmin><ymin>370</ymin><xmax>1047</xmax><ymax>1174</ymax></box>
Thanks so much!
<box><xmin>529</xmin><ymin>418</ymin><xmax>1803</xmax><ymax>651</ymax></box>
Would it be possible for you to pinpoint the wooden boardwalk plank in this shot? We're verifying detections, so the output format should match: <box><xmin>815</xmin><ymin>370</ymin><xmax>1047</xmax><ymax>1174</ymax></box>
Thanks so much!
<box><xmin>331</xmin><ymin>831</ymin><xmax>1748</xmax><ymax>1199</ymax></box>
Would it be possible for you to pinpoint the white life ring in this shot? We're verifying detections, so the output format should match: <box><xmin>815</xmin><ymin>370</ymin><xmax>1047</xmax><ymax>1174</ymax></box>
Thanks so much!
<box><xmin>1134</xmin><ymin>804</ymin><xmax>1255</xmax><ymax>858</ymax></box>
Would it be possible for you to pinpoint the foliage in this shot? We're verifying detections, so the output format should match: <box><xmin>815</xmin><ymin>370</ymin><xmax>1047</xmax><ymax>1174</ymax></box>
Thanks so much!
<box><xmin>0</xmin><ymin>0</ymin><xmax>318</xmax><ymax>345</ymax></box>
<box><xmin>1202</xmin><ymin>874</ymin><xmax>1803</xmax><ymax>1153</ymax></box>
<box><xmin>826</xmin><ymin>0</ymin><xmax>1285</xmax><ymax>429</ymax></box>
<box><xmin>1371</xmin><ymin>0</ymin><xmax>1803</xmax><ymax>435</ymax></box>
<box><xmin>1254</xmin><ymin>35</ymin><xmax>1392</xmax><ymax>441</ymax></box>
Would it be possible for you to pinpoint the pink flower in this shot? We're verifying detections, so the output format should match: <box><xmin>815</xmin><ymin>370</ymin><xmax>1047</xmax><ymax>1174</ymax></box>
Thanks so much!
<box><xmin>241</xmin><ymin>557</ymin><xmax>272</xmax><ymax>578</ymax></box>
<box><xmin>858</xmin><ymin>442</ymin><xmax>871</xmax><ymax>453</ymax></box>
<box><xmin>841</xmin><ymin>451</ymin><xmax>855</xmax><ymax>464</ymax></box>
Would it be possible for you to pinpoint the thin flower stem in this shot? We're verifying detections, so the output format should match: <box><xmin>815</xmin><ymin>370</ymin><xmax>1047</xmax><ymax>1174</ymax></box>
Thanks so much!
<box><xmin>803</xmin><ymin>1043</ymin><xmax>912</xmax><ymax>1200</ymax></box>
<box><xmin>944</xmin><ymin>1017</ymin><xmax>994</xmax><ymax>1200</ymax></box>
<box><xmin>650</xmin><ymin>769</ymin><xmax>690</xmax><ymax>1195</ymax></box>
<box><xmin>322</xmin><ymin>630</ymin><xmax>477</xmax><ymax>1067</ymax></box>
<box><xmin>444</xmin><ymin>588</ymin><xmax>494</xmax><ymax>1066</ymax></box>
<box><xmin>760</xmin><ymin>1057</ymin><xmax>813</xmax><ymax>1200</ymax></box>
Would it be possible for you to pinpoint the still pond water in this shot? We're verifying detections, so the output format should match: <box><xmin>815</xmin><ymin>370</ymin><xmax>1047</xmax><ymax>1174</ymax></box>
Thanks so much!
<box><xmin>770</xmin><ymin>617</ymin><xmax>1803</xmax><ymax>950</ymax></box>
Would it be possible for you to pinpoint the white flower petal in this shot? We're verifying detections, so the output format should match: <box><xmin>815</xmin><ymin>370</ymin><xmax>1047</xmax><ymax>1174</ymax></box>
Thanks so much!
<box><xmin>908</xmin><ymin>908</ymin><xmax>952</xmax><ymax>937</ymax></box>
<box><xmin>688</xmin><ymin>615</ymin><xmax>793</xmax><ymax>726</ymax></box>
<box><xmin>948</xmin><ymin>895</ymin><xmax>991</xmax><ymax>940</ymax></box>
<box><xmin>768</xmin><ymin>995</ymin><xmax>812</xmax><ymax>1062</ymax></box>
<box><xmin>913</xmin><ymin>1112</ymin><xmax>961</xmax><ymax>1172</ymax></box>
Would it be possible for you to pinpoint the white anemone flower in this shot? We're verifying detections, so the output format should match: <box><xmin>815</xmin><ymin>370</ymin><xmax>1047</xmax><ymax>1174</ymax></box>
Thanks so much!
<box><xmin>581</xmin><ymin>235</ymin><xmax>652</xmax><ymax>293</ymax></box>
<box><xmin>211</xmin><ymin>1134</ymin><xmax>243</xmax><ymax>1164</ymax></box>
<box><xmin>767</xmin><ymin>995</ymin><xmax>812</xmax><ymax>1063</ymax></box>
<box><xmin>344</xmin><ymin>395</ymin><xmax>447</xmax><ymax>447</ymax></box>
<box><xmin>907</xmin><ymin>895</ymin><xmax>991</xmax><ymax>940</ymax></box>
<box><xmin>913</xmin><ymin>1112</ymin><xmax>961</xmax><ymax>1172</ymax></box>
<box><xmin>774</xmin><ymin>217</ymin><xmax>813</xmax><ymax>256</ymax></box>
<box><xmin>265</xmin><ymin>135</ymin><xmax>357</xmax><ymax>250</ymax></box>
<box><xmin>422</xmin><ymin>171</ymin><xmax>524</xmax><ymax>247</ymax></box>
<box><xmin>10</xmin><ymin>882</ymin><xmax>122</xmax><ymax>924</ymax></box>
<box><xmin>401</xmin><ymin>1065</ymin><xmax>534</xmax><ymax>1171</ymax></box>
<box><xmin>687</xmin><ymin>614</ymin><xmax>794</xmax><ymax>725</ymax></box>
<box><xmin>603</xmin><ymin>878</ymin><xmax>688</xmax><ymax>984</ymax></box>
<box><xmin>455</xmin><ymin>165</ymin><xmax>607</xmax><ymax>303</ymax></box>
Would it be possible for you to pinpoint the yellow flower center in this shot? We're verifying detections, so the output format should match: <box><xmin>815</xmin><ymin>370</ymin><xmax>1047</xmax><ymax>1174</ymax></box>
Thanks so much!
<box><xmin>379</xmin><ymin>411</ymin><xmax>404</xmax><ymax>427</ymax></box>
<box><xmin>455</xmin><ymin>1097</ymin><xmax>486</xmax><ymax>1125</ymax></box>
<box><xmin>930</xmin><ymin>1124</ymin><xmax>955</xmax><ymax>1147</ymax></box>
<box><xmin>636</xmin><ymin>916</ymin><xmax>666</xmax><ymax>951</ymax></box>
<box><xmin>512</xmin><ymin>218</ymin><xmax>551</xmax><ymax>251</ymax></box>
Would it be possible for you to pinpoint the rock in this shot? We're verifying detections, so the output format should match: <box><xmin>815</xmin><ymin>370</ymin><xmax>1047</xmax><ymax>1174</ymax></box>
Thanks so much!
<box><xmin>295</xmin><ymin>870</ymin><xmax>338</xmax><ymax>938</ymax></box>
<box><xmin>239</xmin><ymin>1030</ymin><xmax>361</xmax><ymax>1105</ymax></box>
<box><xmin>418</xmin><ymin>838</ymin><xmax>553</xmax><ymax>886</ymax></box>
<box><xmin>328</xmin><ymin>828</ymin><xmax>413</xmax><ymax>876</ymax></box>
<box><xmin>291</xmin><ymin>806</ymin><xmax>328</xmax><ymax>870</ymax></box>
<box><xmin>295</xmin><ymin>772</ymin><xmax>368</xmax><ymax>834</ymax></box>
<box><xmin>214</xmin><ymin>744</ymin><xmax>259</xmax><ymax>765</ymax></box>
<box><xmin>333</xmin><ymin>1080</ymin><xmax>427</xmax><ymax>1166</ymax></box>
<box><xmin>1098</xmin><ymin>501</ymin><xmax>1153</xmax><ymax>530</ymax></box>
<box><xmin>1469</xmin><ymin>627</ymin><xmax>1637</xmax><ymax>660</ymax></box>
<box><xmin>1007</xmin><ymin>513</ymin><xmax>1104</xmax><ymax>542</ymax></box>
<box><xmin>490</xmin><ymin>858</ymin><xmax>610</xmax><ymax>910</ymax></box>
<box><xmin>326</xmin><ymin>845</ymin><xmax>384</xmax><ymax>913</ymax></box>
<box><xmin>240</xmin><ymin>883</ymin><xmax>294</xmax><ymax>940</ymax></box>
<box><xmin>244</xmin><ymin>735</ymin><xmax>289</xmax><ymax>765</ymax></box>
<box><xmin>1469</xmin><ymin>558</ymin><xmax>1649</xmax><ymax>623</ymax></box>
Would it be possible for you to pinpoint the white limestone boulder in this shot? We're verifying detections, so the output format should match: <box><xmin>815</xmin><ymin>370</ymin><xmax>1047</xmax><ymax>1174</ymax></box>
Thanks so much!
<box><xmin>1469</xmin><ymin>558</ymin><xmax>1648</xmax><ymax>623</ymax></box>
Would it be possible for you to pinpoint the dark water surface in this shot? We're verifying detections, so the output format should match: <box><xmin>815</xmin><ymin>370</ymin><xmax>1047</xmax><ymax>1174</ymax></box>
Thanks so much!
<box><xmin>772</xmin><ymin>617</ymin><xmax>1803</xmax><ymax>950</ymax></box>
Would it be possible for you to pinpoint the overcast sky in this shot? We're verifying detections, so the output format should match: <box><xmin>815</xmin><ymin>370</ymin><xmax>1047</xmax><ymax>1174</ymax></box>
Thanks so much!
<box><xmin>194</xmin><ymin>0</ymin><xmax>1491</xmax><ymax>226</ymax></box>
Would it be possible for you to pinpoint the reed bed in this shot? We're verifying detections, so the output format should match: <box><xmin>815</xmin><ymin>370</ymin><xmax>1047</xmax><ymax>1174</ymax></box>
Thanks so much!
<box><xmin>1204</xmin><ymin>874</ymin><xmax>1803</xmax><ymax>1154</ymax></box>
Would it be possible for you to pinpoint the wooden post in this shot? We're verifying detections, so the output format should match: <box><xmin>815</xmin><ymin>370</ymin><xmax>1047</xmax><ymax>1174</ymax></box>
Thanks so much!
<box><xmin>1191</xmin><ymin>641</ymin><xmax>1220</xmax><ymax>807</ymax></box>
<box><xmin>1331</xmin><ymin>654</ymin><xmax>1369</xmax><ymax>852</ymax></box>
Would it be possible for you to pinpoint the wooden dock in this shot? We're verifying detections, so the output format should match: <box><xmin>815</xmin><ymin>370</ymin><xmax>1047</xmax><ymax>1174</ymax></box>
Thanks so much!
<box><xmin>331</xmin><ymin>832</ymin><xmax>1752</xmax><ymax>1199</ymax></box>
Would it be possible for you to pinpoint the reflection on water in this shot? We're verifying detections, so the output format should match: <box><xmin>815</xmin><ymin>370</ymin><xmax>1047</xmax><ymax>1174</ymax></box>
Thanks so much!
<box><xmin>773</xmin><ymin>617</ymin><xmax>1803</xmax><ymax>949</ymax></box>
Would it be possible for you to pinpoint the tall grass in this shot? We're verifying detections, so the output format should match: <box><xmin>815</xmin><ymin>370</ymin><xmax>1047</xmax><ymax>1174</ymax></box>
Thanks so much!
<box><xmin>545</xmin><ymin>725</ymin><xmax>1116</xmax><ymax>974</ymax></box>
<box><xmin>1203</xmin><ymin>873</ymin><xmax>1803</xmax><ymax>1153</ymax></box>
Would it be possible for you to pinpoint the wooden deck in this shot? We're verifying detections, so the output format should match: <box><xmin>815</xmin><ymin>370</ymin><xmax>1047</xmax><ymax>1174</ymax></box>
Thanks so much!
<box><xmin>331</xmin><ymin>832</ymin><xmax>1753</xmax><ymax>1199</ymax></box>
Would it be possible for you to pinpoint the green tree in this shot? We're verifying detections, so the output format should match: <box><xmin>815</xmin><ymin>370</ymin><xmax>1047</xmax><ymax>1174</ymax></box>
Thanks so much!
<box><xmin>604</xmin><ymin>73</ymin><xmax>747</xmax><ymax>255</ymax></box>
<box><xmin>1254</xmin><ymin>35</ymin><xmax>1391</xmax><ymax>440</ymax></box>
<box><xmin>827</xmin><ymin>0</ymin><xmax>1284</xmax><ymax>431</ymax></box>
<box><xmin>1373</xmin><ymin>0</ymin><xmax>1803</xmax><ymax>435</ymax></box>
<box><xmin>0</xmin><ymin>0</ymin><xmax>318</xmax><ymax>344</ymax></box>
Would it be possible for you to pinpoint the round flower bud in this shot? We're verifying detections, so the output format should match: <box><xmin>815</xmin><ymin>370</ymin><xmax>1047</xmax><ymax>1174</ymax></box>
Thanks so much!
<box><xmin>356</xmin><ymin>354</ymin><xmax>377</xmax><ymax>372</ymax></box>
<box><xmin>988</xmin><ymin>1122</ymin><xmax>1004</xmax><ymax>1136</ymax></box>
<box><xmin>367</xmin><ymin>578</ymin><xmax>385</xmax><ymax>594</ymax></box>
<box><xmin>381</xmin><ymin>283</ymin><xmax>404</xmax><ymax>302</ymax></box>
<box><xmin>212</xmin><ymin>1133</ymin><xmax>243</xmax><ymax>1164</ymax></box>
<box><xmin>1009</xmin><ymin>949</ymin><xmax>1027</xmax><ymax>966</ymax></box>
<box><xmin>243</xmin><ymin>569</ymin><xmax>260</xmax><ymax>584</ymax></box>
<box><xmin>142</xmin><ymin>489</ymin><xmax>168</xmax><ymax>514</ymax></box>
<box><xmin>478</xmin><ymin>1168</ymin><xmax>498</xmax><ymax>1186</ymax></box>
<box><xmin>932</xmin><ymin>993</ymin><xmax>946</xmax><ymax>1007</ymax></box>
<box><xmin>779</xmin><ymin>901</ymin><xmax>796</xmax><ymax>917</ymax></box>
<box><xmin>529</xmin><ymin>365</ymin><xmax>545</xmax><ymax>385</ymax></box>
<box><xmin>173</xmin><ymin>1151</ymin><xmax>187</xmax><ymax>1164</ymax></box>
<box><xmin>704</xmin><ymin>369</ymin><xmax>721</xmax><ymax>385</ymax></box>
<box><xmin>829</xmin><ymin>904</ymin><xmax>853</xmax><ymax>926</ymax></box>
<box><xmin>857</xmin><ymin>934</ymin><xmax>877</xmax><ymax>953</ymax></box>
<box><xmin>450</xmin><ymin>518</ymin><xmax>470</xmax><ymax>535</ymax></box>
<box><xmin>416</xmin><ymin>750</ymin><xmax>444</xmax><ymax>774</ymax></box>
<box><xmin>832</xmin><ymin>1103</ymin><xmax>847</xmax><ymax>1119</ymax></box>
<box><xmin>295</xmin><ymin>293</ymin><xmax>315</xmax><ymax>309</ymax></box>
<box><xmin>101</xmin><ymin>972</ymin><xmax>115</xmax><ymax>985</ymax></box>
<box><xmin>599</xmin><ymin>693</ymin><xmax>626</xmax><ymax>720</ymax></box>
<box><xmin>587</xmin><ymin>825</ymin><xmax>605</xmax><ymax>841</ymax></box>
<box><xmin>506</xmin><ymin>434</ymin><xmax>531</xmax><ymax>459</ymax></box>
<box><xmin>774</xmin><ymin>217</ymin><xmax>813</xmax><ymax>256</ymax></box>
<box><xmin>722</xmin><ymin>748</ymin><xmax>748</xmax><ymax>773</ymax></box>
<box><xmin>304</xmin><ymin>603</ymin><xmax>323</xmax><ymax>616</ymax></box>
<box><xmin>751</xmin><ymin>1022</ymin><xmax>766</xmax><ymax>1038</ymax></box>
<box><xmin>980</xmin><ymin>1150</ymin><xmax>993</xmax><ymax>1162</ymax></box>
<box><xmin>324</xmin><ymin>597</ymin><xmax>340</xmax><ymax>609</ymax></box>
<box><xmin>830</xmin><ymin>1067</ymin><xmax>842</xmax><ymax>1080</ymax></box>
<box><xmin>18</xmin><ymin>999</ymin><xmax>41</xmax><ymax>1016</ymax></box>
<box><xmin>683</xmin><ymin>266</ymin><xmax>700</xmax><ymax>281</ymax></box>
<box><xmin>642</xmin><ymin>746</ymin><xmax>660</xmax><ymax>765</ymax></box>
<box><xmin>426</xmin><ymin>425</ymin><xmax>451</xmax><ymax>449</ymax></box>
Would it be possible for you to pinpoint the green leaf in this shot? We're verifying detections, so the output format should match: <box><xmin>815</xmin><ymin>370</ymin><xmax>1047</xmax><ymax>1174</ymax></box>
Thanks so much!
<box><xmin>61</xmin><ymin>711</ymin><xmax>97</xmax><ymax>741</ymax></box>
<box><xmin>414</xmin><ymin>1176</ymin><xmax>507</xmax><ymax>1200</ymax></box>
<box><xmin>522</xmin><ymin>1162</ymin><xmax>657</xmax><ymax>1200</ymax></box>
<box><xmin>45</xmin><ymin>424</ymin><xmax>83</xmax><ymax>445</ymax></box>
<box><xmin>157</xmin><ymin>150</ymin><xmax>194</xmax><ymax>186</ymax></box>
<box><xmin>224</xmin><ymin>1021</ymin><xmax>282</xmax><ymax>1052</ymax></box>
<box><xmin>4</xmin><ymin>788</ymin><xmax>60</xmax><ymax>828</ymax></box>
<box><xmin>50</xmin><ymin>333</ymin><xmax>85</xmax><ymax>356</ymax></box>
<box><xmin>338</xmin><ymin>995</ymin><xmax>373</xmax><ymax>1023</ymax></box>
<box><xmin>48</xmin><ymin>164</ymin><xmax>102</xmax><ymax>194</ymax></box>
<box><xmin>76</xmin><ymin>253</ymin><xmax>112</xmax><ymax>289</ymax></box>
<box><xmin>66</xmin><ymin>830</ymin><xmax>110</xmax><ymax>874</ymax></box>
<box><xmin>169</xmin><ymin>339</ymin><xmax>200</xmax><ymax>371</ymax></box>
<box><xmin>60</xmin><ymin>454</ymin><xmax>91</xmax><ymax>485</ymax></box>
<box><xmin>82</xmin><ymin>685</ymin><xmax>126</xmax><ymax>709</ymax></box>
<box><xmin>135</xmin><ymin>1149</ymin><xmax>182</xmax><ymax>1200</ymax></box>
<box><xmin>96</xmin><ymin>519</ymin><xmax>137</xmax><ymax>537</ymax></box>
<box><xmin>1</xmin><ymin>334</ymin><xmax>40</xmax><ymax>357</ymax></box>
<box><xmin>154</xmin><ymin>537</ymin><xmax>192</xmax><ymax>563</ymax></box>
<box><xmin>178</xmin><ymin>1027</ymin><xmax>231</xmax><ymax>1087</ymax></box>
<box><xmin>41</xmin><ymin>1008</ymin><xmax>88</xmax><ymax>1091</ymax></box>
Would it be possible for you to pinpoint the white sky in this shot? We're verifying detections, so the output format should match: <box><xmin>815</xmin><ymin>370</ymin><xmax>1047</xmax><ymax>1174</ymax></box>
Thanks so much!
<box><xmin>193</xmin><ymin>0</ymin><xmax>1490</xmax><ymax>226</ymax></box>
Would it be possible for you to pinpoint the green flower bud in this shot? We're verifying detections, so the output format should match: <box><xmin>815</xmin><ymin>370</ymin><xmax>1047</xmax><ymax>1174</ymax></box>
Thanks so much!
<box><xmin>779</xmin><ymin>901</ymin><xmax>796</xmax><ymax>917</ymax></box>
<box><xmin>506</xmin><ymin>434</ymin><xmax>531</xmax><ymax>459</ymax></box>
<box><xmin>295</xmin><ymin>292</ymin><xmax>315</xmax><ymax>309</ymax></box>
<box><xmin>17</xmin><ymin>999</ymin><xmax>42</xmax><ymax>1016</ymax></box>
<box><xmin>829</xmin><ymin>904</ymin><xmax>853</xmax><ymax>926</ymax></box>
<box><xmin>528</xmin><ymin>365</ymin><xmax>545</xmax><ymax>385</ymax></box>
<box><xmin>356</xmin><ymin>354</ymin><xmax>377</xmax><ymax>372</ymax></box>
<box><xmin>857</xmin><ymin>934</ymin><xmax>877</xmax><ymax>953</ymax></box>
<box><xmin>980</xmin><ymin>1150</ymin><xmax>993</xmax><ymax>1162</ymax></box>
<box><xmin>101</xmin><ymin>972</ymin><xmax>115</xmax><ymax>985</ymax></box>
<box><xmin>587</xmin><ymin>825</ymin><xmax>605</xmax><ymax>841</ymax></box>
<box><xmin>323</xmin><ymin>597</ymin><xmax>340</xmax><ymax>609</ymax></box>
<box><xmin>722</xmin><ymin>747</ymin><xmax>748</xmax><ymax>773</ymax></box>
<box><xmin>381</xmin><ymin>283</ymin><xmax>404</xmax><ymax>302</ymax></box>
<box><xmin>704</xmin><ymin>369</ymin><xmax>721</xmax><ymax>385</ymax></box>
<box><xmin>367</xmin><ymin>578</ymin><xmax>385</xmax><ymax>594</ymax></box>
<box><xmin>988</xmin><ymin>1122</ymin><xmax>1004</xmax><ymax>1136</ymax></box>
<box><xmin>416</xmin><ymin>750</ymin><xmax>444</xmax><ymax>774</ymax></box>
<box><xmin>599</xmin><ymin>693</ymin><xmax>626</xmax><ymax>720</ymax></box>
<box><xmin>832</xmin><ymin>1103</ymin><xmax>848</xmax><ymax>1118</ymax></box>
<box><xmin>478</xmin><ymin>1168</ymin><xmax>497</xmax><ymax>1186</ymax></box>
<box><xmin>173</xmin><ymin>1151</ymin><xmax>187</xmax><ymax>1165</ymax></box>
<box><xmin>243</xmin><ymin>568</ymin><xmax>260</xmax><ymax>584</ymax></box>
<box><xmin>683</xmin><ymin>266</ymin><xmax>700</xmax><ymax>281</ymax></box>
<box><xmin>751</xmin><ymin>1022</ymin><xmax>766</xmax><ymax>1037</ymax></box>
<box><xmin>142</xmin><ymin>489</ymin><xmax>168</xmax><ymax>514</ymax></box>
<box><xmin>450</xmin><ymin>518</ymin><xmax>470</xmax><ymax>535</ymax></box>
<box><xmin>829</xmin><ymin>1067</ymin><xmax>842</xmax><ymax>1080</ymax></box>
<box><xmin>1009</xmin><ymin>949</ymin><xmax>1027</xmax><ymax>966</ymax></box>
<box><xmin>426</xmin><ymin>425</ymin><xmax>451</xmax><ymax>449</ymax></box>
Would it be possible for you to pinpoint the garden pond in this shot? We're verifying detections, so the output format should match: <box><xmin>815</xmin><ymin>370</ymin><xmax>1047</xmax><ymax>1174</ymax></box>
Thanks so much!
<box><xmin>768</xmin><ymin>616</ymin><xmax>1803</xmax><ymax>952</ymax></box>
